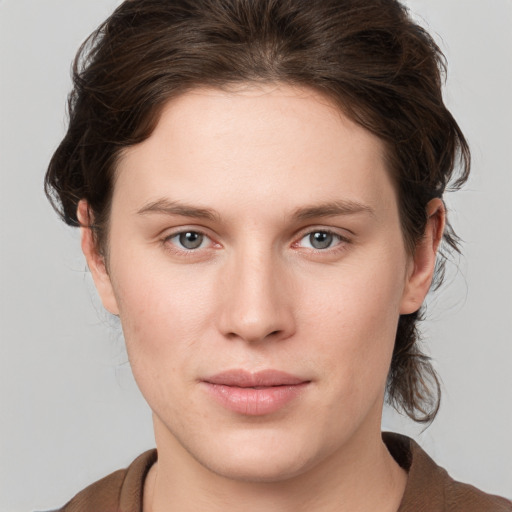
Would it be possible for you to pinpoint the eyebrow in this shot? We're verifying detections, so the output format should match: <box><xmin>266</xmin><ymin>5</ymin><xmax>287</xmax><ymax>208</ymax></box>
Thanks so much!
<box><xmin>292</xmin><ymin>200</ymin><xmax>375</xmax><ymax>221</ymax></box>
<box><xmin>136</xmin><ymin>199</ymin><xmax>219</xmax><ymax>221</ymax></box>
<box><xmin>136</xmin><ymin>198</ymin><xmax>375</xmax><ymax>222</ymax></box>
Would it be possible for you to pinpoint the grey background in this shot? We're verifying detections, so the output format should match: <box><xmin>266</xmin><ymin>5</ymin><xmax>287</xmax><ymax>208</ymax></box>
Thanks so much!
<box><xmin>1</xmin><ymin>0</ymin><xmax>511</xmax><ymax>510</ymax></box>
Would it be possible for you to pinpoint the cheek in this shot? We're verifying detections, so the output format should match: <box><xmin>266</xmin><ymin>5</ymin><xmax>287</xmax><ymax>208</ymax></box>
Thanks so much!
<box><xmin>298</xmin><ymin>254</ymin><xmax>406</xmax><ymax>396</ymax></box>
<box><xmin>110</xmin><ymin>258</ymin><xmax>218</xmax><ymax>384</ymax></box>
<box><xmin>111</xmin><ymin>273</ymin><xmax>214</xmax><ymax>429</ymax></box>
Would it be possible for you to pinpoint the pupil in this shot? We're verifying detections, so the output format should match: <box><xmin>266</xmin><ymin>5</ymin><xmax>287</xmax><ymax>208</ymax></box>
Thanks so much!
<box><xmin>179</xmin><ymin>232</ymin><xmax>203</xmax><ymax>249</ymax></box>
<box><xmin>310</xmin><ymin>231</ymin><xmax>332</xmax><ymax>249</ymax></box>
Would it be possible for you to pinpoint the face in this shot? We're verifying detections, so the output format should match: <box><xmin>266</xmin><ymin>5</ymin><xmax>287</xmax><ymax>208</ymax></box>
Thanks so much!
<box><xmin>82</xmin><ymin>84</ymin><xmax>437</xmax><ymax>482</ymax></box>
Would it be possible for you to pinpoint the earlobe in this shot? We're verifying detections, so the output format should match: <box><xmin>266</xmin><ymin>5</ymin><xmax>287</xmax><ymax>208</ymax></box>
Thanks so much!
<box><xmin>77</xmin><ymin>200</ymin><xmax>120</xmax><ymax>316</ymax></box>
<box><xmin>400</xmin><ymin>198</ymin><xmax>446</xmax><ymax>315</ymax></box>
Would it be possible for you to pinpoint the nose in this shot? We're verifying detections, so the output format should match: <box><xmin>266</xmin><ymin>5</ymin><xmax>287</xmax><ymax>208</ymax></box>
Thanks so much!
<box><xmin>217</xmin><ymin>248</ymin><xmax>296</xmax><ymax>344</ymax></box>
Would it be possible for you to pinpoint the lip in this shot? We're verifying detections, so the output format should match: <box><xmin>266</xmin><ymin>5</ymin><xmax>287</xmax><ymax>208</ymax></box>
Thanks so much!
<box><xmin>201</xmin><ymin>369</ymin><xmax>310</xmax><ymax>416</ymax></box>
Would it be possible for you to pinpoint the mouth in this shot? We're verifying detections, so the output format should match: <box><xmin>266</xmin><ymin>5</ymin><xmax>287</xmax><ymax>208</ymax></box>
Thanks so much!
<box><xmin>201</xmin><ymin>369</ymin><xmax>311</xmax><ymax>416</ymax></box>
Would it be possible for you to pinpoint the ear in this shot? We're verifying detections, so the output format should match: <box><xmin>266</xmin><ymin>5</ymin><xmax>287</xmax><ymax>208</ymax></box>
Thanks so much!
<box><xmin>77</xmin><ymin>200</ymin><xmax>119</xmax><ymax>315</ymax></box>
<box><xmin>400</xmin><ymin>198</ymin><xmax>446</xmax><ymax>315</ymax></box>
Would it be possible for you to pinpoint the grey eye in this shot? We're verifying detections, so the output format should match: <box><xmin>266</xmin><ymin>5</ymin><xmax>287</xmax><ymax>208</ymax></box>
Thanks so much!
<box><xmin>308</xmin><ymin>231</ymin><xmax>334</xmax><ymax>249</ymax></box>
<box><xmin>178</xmin><ymin>231</ymin><xmax>204</xmax><ymax>249</ymax></box>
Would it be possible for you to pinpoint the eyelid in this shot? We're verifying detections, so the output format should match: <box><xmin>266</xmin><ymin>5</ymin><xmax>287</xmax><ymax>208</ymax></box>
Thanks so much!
<box><xmin>159</xmin><ymin>225</ymin><xmax>351</xmax><ymax>256</ymax></box>
<box><xmin>294</xmin><ymin>225</ymin><xmax>352</xmax><ymax>241</ymax></box>
<box><xmin>162</xmin><ymin>226</ymin><xmax>221</xmax><ymax>252</ymax></box>
<box><xmin>292</xmin><ymin>227</ymin><xmax>352</xmax><ymax>251</ymax></box>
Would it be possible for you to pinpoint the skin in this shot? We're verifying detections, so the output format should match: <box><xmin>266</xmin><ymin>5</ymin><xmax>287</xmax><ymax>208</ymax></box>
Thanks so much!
<box><xmin>79</xmin><ymin>83</ymin><xmax>444</xmax><ymax>512</ymax></box>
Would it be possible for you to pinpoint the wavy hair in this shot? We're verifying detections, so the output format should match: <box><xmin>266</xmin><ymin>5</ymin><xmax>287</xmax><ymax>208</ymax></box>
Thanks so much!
<box><xmin>45</xmin><ymin>0</ymin><xmax>470</xmax><ymax>423</ymax></box>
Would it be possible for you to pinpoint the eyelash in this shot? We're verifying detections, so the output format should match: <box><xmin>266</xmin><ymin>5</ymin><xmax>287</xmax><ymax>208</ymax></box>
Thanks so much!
<box><xmin>294</xmin><ymin>229</ymin><xmax>350</xmax><ymax>253</ymax></box>
<box><xmin>161</xmin><ymin>228</ymin><xmax>351</xmax><ymax>256</ymax></box>
<box><xmin>162</xmin><ymin>229</ymin><xmax>219</xmax><ymax>257</ymax></box>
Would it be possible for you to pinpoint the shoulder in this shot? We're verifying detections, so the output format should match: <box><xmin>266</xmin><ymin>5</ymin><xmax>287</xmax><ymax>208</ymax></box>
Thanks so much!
<box><xmin>444</xmin><ymin>477</ymin><xmax>512</xmax><ymax>512</ymax></box>
<box><xmin>56</xmin><ymin>469</ymin><xmax>126</xmax><ymax>512</ymax></box>
<box><xmin>383</xmin><ymin>432</ymin><xmax>512</xmax><ymax>512</ymax></box>
<box><xmin>54</xmin><ymin>449</ymin><xmax>157</xmax><ymax>512</ymax></box>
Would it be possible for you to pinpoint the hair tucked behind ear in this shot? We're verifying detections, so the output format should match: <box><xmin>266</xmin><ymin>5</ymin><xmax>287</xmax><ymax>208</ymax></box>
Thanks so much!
<box><xmin>45</xmin><ymin>0</ymin><xmax>470</xmax><ymax>423</ymax></box>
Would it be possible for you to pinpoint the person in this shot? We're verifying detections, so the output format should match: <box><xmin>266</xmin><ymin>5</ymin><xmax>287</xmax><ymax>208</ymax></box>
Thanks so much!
<box><xmin>42</xmin><ymin>0</ymin><xmax>511</xmax><ymax>510</ymax></box>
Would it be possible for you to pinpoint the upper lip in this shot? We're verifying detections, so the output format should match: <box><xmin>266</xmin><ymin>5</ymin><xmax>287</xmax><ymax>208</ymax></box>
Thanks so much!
<box><xmin>203</xmin><ymin>369</ymin><xmax>309</xmax><ymax>387</ymax></box>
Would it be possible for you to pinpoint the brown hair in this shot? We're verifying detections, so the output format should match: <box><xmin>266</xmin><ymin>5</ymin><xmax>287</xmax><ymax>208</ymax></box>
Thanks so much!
<box><xmin>45</xmin><ymin>0</ymin><xmax>470</xmax><ymax>423</ymax></box>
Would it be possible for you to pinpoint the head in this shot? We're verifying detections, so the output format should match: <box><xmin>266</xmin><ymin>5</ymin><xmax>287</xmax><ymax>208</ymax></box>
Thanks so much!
<box><xmin>45</xmin><ymin>0</ymin><xmax>469</xmax><ymax>462</ymax></box>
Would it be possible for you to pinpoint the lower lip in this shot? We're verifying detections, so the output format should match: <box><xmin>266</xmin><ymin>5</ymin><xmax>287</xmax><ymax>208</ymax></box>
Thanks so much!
<box><xmin>202</xmin><ymin>382</ymin><xmax>309</xmax><ymax>415</ymax></box>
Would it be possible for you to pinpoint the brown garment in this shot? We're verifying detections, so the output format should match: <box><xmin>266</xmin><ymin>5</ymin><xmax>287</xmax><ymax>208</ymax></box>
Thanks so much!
<box><xmin>56</xmin><ymin>433</ymin><xmax>511</xmax><ymax>512</ymax></box>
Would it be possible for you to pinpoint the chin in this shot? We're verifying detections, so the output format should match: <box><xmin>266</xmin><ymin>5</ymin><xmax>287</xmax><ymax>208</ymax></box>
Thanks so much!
<box><xmin>204</xmin><ymin>452</ymin><xmax>314</xmax><ymax>483</ymax></box>
<box><xmin>192</xmin><ymin>429</ymin><xmax>322</xmax><ymax>483</ymax></box>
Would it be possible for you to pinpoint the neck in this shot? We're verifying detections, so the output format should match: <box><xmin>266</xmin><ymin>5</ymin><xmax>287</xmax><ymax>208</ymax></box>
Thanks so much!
<box><xmin>144</xmin><ymin>417</ymin><xmax>407</xmax><ymax>512</ymax></box>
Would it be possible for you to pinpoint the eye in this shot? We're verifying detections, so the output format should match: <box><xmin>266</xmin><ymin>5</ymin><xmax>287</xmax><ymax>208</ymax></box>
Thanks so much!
<box><xmin>298</xmin><ymin>230</ymin><xmax>345</xmax><ymax>250</ymax></box>
<box><xmin>167</xmin><ymin>231</ymin><xmax>209</xmax><ymax>250</ymax></box>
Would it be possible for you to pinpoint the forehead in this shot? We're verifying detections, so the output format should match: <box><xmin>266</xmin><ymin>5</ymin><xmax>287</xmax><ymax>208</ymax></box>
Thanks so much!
<box><xmin>114</xmin><ymin>83</ymin><xmax>397</xmax><ymax>218</ymax></box>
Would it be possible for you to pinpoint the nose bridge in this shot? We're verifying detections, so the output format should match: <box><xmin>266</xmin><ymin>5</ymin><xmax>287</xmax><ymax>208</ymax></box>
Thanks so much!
<box><xmin>218</xmin><ymin>242</ymin><xmax>294</xmax><ymax>343</ymax></box>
